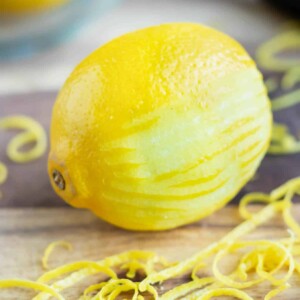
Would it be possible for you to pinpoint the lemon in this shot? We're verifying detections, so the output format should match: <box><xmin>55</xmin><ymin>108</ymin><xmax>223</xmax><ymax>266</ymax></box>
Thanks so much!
<box><xmin>48</xmin><ymin>23</ymin><xmax>272</xmax><ymax>231</ymax></box>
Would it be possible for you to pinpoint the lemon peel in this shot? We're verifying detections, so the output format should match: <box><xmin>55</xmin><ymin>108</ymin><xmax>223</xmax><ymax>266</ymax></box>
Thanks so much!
<box><xmin>200</xmin><ymin>288</ymin><xmax>253</xmax><ymax>300</ymax></box>
<box><xmin>264</xmin><ymin>284</ymin><xmax>290</xmax><ymax>300</ymax></box>
<box><xmin>269</xmin><ymin>122</ymin><xmax>300</xmax><ymax>154</ymax></box>
<box><xmin>0</xmin><ymin>162</ymin><xmax>7</xmax><ymax>198</ymax></box>
<box><xmin>212</xmin><ymin>240</ymin><xmax>294</xmax><ymax>289</ymax></box>
<box><xmin>256</xmin><ymin>27</ymin><xmax>300</xmax><ymax>155</ymax></box>
<box><xmin>83</xmin><ymin>282</ymin><xmax>108</xmax><ymax>299</ymax></box>
<box><xmin>271</xmin><ymin>89</ymin><xmax>300</xmax><ymax>112</ymax></box>
<box><xmin>0</xmin><ymin>115</ymin><xmax>47</xmax><ymax>199</ymax></box>
<box><xmin>159</xmin><ymin>277</ymin><xmax>214</xmax><ymax>300</ymax></box>
<box><xmin>139</xmin><ymin>201</ymin><xmax>281</xmax><ymax>292</ymax></box>
<box><xmin>0</xmin><ymin>115</ymin><xmax>47</xmax><ymax>163</ymax></box>
<box><xmin>0</xmin><ymin>162</ymin><xmax>7</xmax><ymax>184</ymax></box>
<box><xmin>256</xmin><ymin>30</ymin><xmax>300</xmax><ymax>72</ymax></box>
<box><xmin>32</xmin><ymin>251</ymin><xmax>162</xmax><ymax>300</ymax></box>
<box><xmin>282</xmin><ymin>190</ymin><xmax>300</xmax><ymax>237</ymax></box>
<box><xmin>37</xmin><ymin>261</ymin><xmax>117</xmax><ymax>284</ymax></box>
<box><xmin>281</xmin><ymin>67</ymin><xmax>300</xmax><ymax>90</ymax></box>
<box><xmin>0</xmin><ymin>279</ymin><xmax>64</xmax><ymax>300</ymax></box>
<box><xmin>42</xmin><ymin>241</ymin><xmax>73</xmax><ymax>270</ymax></box>
<box><xmin>239</xmin><ymin>192</ymin><xmax>272</xmax><ymax>219</ymax></box>
<box><xmin>92</xmin><ymin>279</ymin><xmax>139</xmax><ymax>300</ymax></box>
<box><xmin>264</xmin><ymin>77</ymin><xmax>278</xmax><ymax>93</ymax></box>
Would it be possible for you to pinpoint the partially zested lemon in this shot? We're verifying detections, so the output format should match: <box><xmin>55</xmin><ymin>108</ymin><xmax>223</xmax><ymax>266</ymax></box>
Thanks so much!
<box><xmin>48</xmin><ymin>23</ymin><xmax>272</xmax><ymax>231</ymax></box>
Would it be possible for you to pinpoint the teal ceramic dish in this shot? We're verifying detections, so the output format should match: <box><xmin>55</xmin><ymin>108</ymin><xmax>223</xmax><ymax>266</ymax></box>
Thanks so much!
<box><xmin>0</xmin><ymin>0</ymin><xmax>121</xmax><ymax>60</ymax></box>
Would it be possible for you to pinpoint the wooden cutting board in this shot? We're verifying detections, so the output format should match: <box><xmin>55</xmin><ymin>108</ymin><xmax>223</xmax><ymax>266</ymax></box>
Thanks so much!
<box><xmin>0</xmin><ymin>205</ymin><xmax>300</xmax><ymax>299</ymax></box>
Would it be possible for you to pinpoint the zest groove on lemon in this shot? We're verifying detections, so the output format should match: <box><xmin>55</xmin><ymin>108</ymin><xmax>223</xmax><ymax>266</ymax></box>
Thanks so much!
<box><xmin>48</xmin><ymin>23</ymin><xmax>272</xmax><ymax>230</ymax></box>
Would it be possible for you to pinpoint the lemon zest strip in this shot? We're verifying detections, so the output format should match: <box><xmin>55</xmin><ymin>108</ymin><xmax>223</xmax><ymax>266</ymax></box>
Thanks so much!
<box><xmin>0</xmin><ymin>279</ymin><xmax>65</xmax><ymax>300</ymax></box>
<box><xmin>256</xmin><ymin>30</ymin><xmax>300</xmax><ymax>72</ymax></box>
<box><xmin>281</xmin><ymin>67</ymin><xmax>300</xmax><ymax>90</ymax></box>
<box><xmin>42</xmin><ymin>241</ymin><xmax>73</xmax><ymax>270</ymax></box>
<box><xmin>139</xmin><ymin>201</ymin><xmax>281</xmax><ymax>291</ymax></box>
<box><xmin>37</xmin><ymin>261</ymin><xmax>117</xmax><ymax>284</ymax></box>
<box><xmin>159</xmin><ymin>277</ymin><xmax>214</xmax><ymax>300</ymax></box>
<box><xmin>200</xmin><ymin>287</ymin><xmax>253</xmax><ymax>300</ymax></box>
<box><xmin>264</xmin><ymin>284</ymin><xmax>290</xmax><ymax>300</ymax></box>
<box><xmin>271</xmin><ymin>89</ymin><xmax>300</xmax><ymax>112</ymax></box>
<box><xmin>0</xmin><ymin>162</ymin><xmax>7</xmax><ymax>184</ymax></box>
<box><xmin>0</xmin><ymin>115</ymin><xmax>47</xmax><ymax>163</ymax></box>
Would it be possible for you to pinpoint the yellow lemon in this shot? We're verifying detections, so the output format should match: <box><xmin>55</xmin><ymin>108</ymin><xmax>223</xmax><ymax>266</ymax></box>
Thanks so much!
<box><xmin>48</xmin><ymin>23</ymin><xmax>272</xmax><ymax>231</ymax></box>
<box><xmin>0</xmin><ymin>0</ymin><xmax>69</xmax><ymax>12</ymax></box>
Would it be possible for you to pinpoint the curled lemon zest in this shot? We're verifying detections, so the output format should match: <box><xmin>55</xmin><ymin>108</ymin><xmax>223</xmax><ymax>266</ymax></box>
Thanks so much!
<box><xmin>83</xmin><ymin>282</ymin><xmax>107</xmax><ymax>299</ymax></box>
<box><xmin>122</xmin><ymin>260</ymin><xmax>149</xmax><ymax>278</ymax></box>
<box><xmin>33</xmin><ymin>251</ymin><xmax>158</xmax><ymax>300</ymax></box>
<box><xmin>121</xmin><ymin>255</ymin><xmax>173</xmax><ymax>279</ymax></box>
<box><xmin>0</xmin><ymin>115</ymin><xmax>47</xmax><ymax>198</ymax></box>
<box><xmin>258</xmin><ymin>28</ymin><xmax>300</xmax><ymax>155</ymax></box>
<box><xmin>139</xmin><ymin>201</ymin><xmax>281</xmax><ymax>291</ymax></box>
<box><xmin>200</xmin><ymin>287</ymin><xmax>253</xmax><ymax>300</ymax></box>
<box><xmin>159</xmin><ymin>277</ymin><xmax>214</xmax><ymax>300</ymax></box>
<box><xmin>270</xmin><ymin>177</ymin><xmax>300</xmax><ymax>200</ymax></box>
<box><xmin>271</xmin><ymin>89</ymin><xmax>300</xmax><ymax>112</ymax></box>
<box><xmin>264</xmin><ymin>284</ymin><xmax>290</xmax><ymax>300</ymax></box>
<box><xmin>282</xmin><ymin>188</ymin><xmax>300</xmax><ymax>237</ymax></box>
<box><xmin>89</xmin><ymin>279</ymin><xmax>139</xmax><ymax>300</ymax></box>
<box><xmin>42</xmin><ymin>241</ymin><xmax>73</xmax><ymax>270</ymax></box>
<box><xmin>0</xmin><ymin>115</ymin><xmax>47</xmax><ymax>163</ymax></box>
<box><xmin>269</xmin><ymin>122</ymin><xmax>300</xmax><ymax>155</ymax></box>
<box><xmin>264</xmin><ymin>77</ymin><xmax>278</xmax><ymax>93</ymax></box>
<box><xmin>37</xmin><ymin>261</ymin><xmax>117</xmax><ymax>284</ymax></box>
<box><xmin>239</xmin><ymin>192</ymin><xmax>272</xmax><ymax>219</ymax></box>
<box><xmin>0</xmin><ymin>279</ymin><xmax>65</xmax><ymax>300</ymax></box>
<box><xmin>141</xmin><ymin>283</ymin><xmax>158</xmax><ymax>300</ymax></box>
<box><xmin>281</xmin><ymin>67</ymin><xmax>300</xmax><ymax>90</ymax></box>
<box><xmin>0</xmin><ymin>162</ymin><xmax>8</xmax><ymax>198</ymax></box>
<box><xmin>0</xmin><ymin>162</ymin><xmax>7</xmax><ymax>184</ymax></box>
<box><xmin>191</xmin><ymin>262</ymin><xmax>206</xmax><ymax>281</ymax></box>
<box><xmin>212</xmin><ymin>240</ymin><xmax>294</xmax><ymax>289</ymax></box>
<box><xmin>256</xmin><ymin>30</ymin><xmax>300</xmax><ymax>72</ymax></box>
<box><xmin>107</xmin><ymin>283</ymin><xmax>139</xmax><ymax>300</ymax></box>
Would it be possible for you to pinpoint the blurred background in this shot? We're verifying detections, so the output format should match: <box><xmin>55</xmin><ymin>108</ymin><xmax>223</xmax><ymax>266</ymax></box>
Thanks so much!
<box><xmin>0</xmin><ymin>0</ymin><xmax>298</xmax><ymax>94</ymax></box>
<box><xmin>0</xmin><ymin>0</ymin><xmax>299</xmax><ymax>207</ymax></box>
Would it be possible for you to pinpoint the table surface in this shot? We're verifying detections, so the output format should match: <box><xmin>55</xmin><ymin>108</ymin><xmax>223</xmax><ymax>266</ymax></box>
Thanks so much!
<box><xmin>1</xmin><ymin>206</ymin><xmax>300</xmax><ymax>299</ymax></box>
<box><xmin>1</xmin><ymin>0</ymin><xmax>300</xmax><ymax>207</ymax></box>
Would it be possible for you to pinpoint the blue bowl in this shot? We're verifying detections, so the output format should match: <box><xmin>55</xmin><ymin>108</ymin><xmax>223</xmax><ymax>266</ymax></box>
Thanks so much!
<box><xmin>0</xmin><ymin>0</ymin><xmax>121</xmax><ymax>60</ymax></box>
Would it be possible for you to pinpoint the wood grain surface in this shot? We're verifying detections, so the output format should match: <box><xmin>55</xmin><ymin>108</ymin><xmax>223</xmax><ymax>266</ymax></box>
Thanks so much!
<box><xmin>0</xmin><ymin>205</ymin><xmax>300</xmax><ymax>299</ymax></box>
